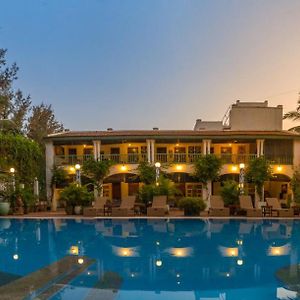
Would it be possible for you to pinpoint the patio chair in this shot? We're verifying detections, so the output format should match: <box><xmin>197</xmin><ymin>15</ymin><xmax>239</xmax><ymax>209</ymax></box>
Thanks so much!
<box><xmin>266</xmin><ymin>198</ymin><xmax>293</xmax><ymax>217</ymax></box>
<box><xmin>239</xmin><ymin>195</ymin><xmax>262</xmax><ymax>217</ymax></box>
<box><xmin>147</xmin><ymin>196</ymin><xmax>169</xmax><ymax>217</ymax></box>
<box><xmin>209</xmin><ymin>196</ymin><xmax>230</xmax><ymax>217</ymax></box>
<box><xmin>111</xmin><ymin>196</ymin><xmax>136</xmax><ymax>217</ymax></box>
<box><xmin>83</xmin><ymin>197</ymin><xmax>109</xmax><ymax>217</ymax></box>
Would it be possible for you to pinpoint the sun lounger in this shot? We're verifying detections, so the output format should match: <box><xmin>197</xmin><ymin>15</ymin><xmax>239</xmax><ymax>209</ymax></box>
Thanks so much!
<box><xmin>239</xmin><ymin>195</ymin><xmax>262</xmax><ymax>217</ymax></box>
<box><xmin>147</xmin><ymin>196</ymin><xmax>169</xmax><ymax>217</ymax></box>
<box><xmin>83</xmin><ymin>197</ymin><xmax>109</xmax><ymax>217</ymax></box>
<box><xmin>209</xmin><ymin>196</ymin><xmax>230</xmax><ymax>217</ymax></box>
<box><xmin>266</xmin><ymin>198</ymin><xmax>293</xmax><ymax>217</ymax></box>
<box><xmin>111</xmin><ymin>196</ymin><xmax>136</xmax><ymax>217</ymax></box>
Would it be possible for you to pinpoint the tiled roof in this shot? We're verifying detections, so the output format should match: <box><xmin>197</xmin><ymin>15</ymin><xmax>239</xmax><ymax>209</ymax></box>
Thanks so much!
<box><xmin>45</xmin><ymin>129</ymin><xmax>300</xmax><ymax>140</ymax></box>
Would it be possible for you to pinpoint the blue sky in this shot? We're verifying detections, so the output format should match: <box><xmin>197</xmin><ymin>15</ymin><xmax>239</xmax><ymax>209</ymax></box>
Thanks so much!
<box><xmin>1</xmin><ymin>0</ymin><xmax>300</xmax><ymax>130</ymax></box>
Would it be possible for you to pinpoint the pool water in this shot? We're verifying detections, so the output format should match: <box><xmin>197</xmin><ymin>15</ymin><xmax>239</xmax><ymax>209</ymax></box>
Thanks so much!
<box><xmin>0</xmin><ymin>218</ymin><xmax>299</xmax><ymax>300</ymax></box>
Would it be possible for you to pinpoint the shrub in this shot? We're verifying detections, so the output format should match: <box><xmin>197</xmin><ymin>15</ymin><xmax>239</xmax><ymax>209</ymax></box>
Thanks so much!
<box><xmin>178</xmin><ymin>197</ymin><xmax>206</xmax><ymax>216</ymax></box>
<box><xmin>220</xmin><ymin>180</ymin><xmax>239</xmax><ymax>206</ymax></box>
<box><xmin>291</xmin><ymin>169</ymin><xmax>300</xmax><ymax>204</ymax></box>
<box><xmin>60</xmin><ymin>184</ymin><xmax>92</xmax><ymax>209</ymax></box>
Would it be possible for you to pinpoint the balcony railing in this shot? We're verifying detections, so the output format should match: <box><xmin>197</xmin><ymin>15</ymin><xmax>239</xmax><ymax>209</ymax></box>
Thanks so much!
<box><xmin>54</xmin><ymin>153</ymin><xmax>293</xmax><ymax>166</ymax></box>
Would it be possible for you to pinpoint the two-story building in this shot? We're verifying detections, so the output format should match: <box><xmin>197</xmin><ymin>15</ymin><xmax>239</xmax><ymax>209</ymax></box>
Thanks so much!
<box><xmin>45</xmin><ymin>101</ymin><xmax>300</xmax><ymax>208</ymax></box>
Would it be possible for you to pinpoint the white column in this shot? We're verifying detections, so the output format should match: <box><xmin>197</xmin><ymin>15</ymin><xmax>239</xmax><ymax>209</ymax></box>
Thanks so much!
<box><xmin>202</xmin><ymin>140</ymin><xmax>211</xmax><ymax>155</ymax></box>
<box><xmin>45</xmin><ymin>141</ymin><xmax>55</xmax><ymax>204</ymax></box>
<box><xmin>93</xmin><ymin>140</ymin><xmax>101</xmax><ymax>160</ymax></box>
<box><xmin>146</xmin><ymin>139</ymin><xmax>151</xmax><ymax>163</ymax></box>
<box><xmin>202</xmin><ymin>140</ymin><xmax>207</xmax><ymax>155</ymax></box>
<box><xmin>256</xmin><ymin>139</ymin><xmax>264</xmax><ymax>157</ymax></box>
<box><xmin>151</xmin><ymin>140</ymin><xmax>155</xmax><ymax>163</ymax></box>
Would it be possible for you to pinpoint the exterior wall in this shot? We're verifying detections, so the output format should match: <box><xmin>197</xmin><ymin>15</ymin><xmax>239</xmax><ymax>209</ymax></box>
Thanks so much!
<box><xmin>229</xmin><ymin>101</ymin><xmax>283</xmax><ymax>131</ymax></box>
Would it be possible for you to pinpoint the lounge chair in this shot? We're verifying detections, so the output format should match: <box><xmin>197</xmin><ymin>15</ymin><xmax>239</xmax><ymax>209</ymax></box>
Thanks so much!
<box><xmin>209</xmin><ymin>196</ymin><xmax>230</xmax><ymax>217</ymax></box>
<box><xmin>266</xmin><ymin>198</ymin><xmax>293</xmax><ymax>217</ymax></box>
<box><xmin>83</xmin><ymin>197</ymin><xmax>109</xmax><ymax>217</ymax></box>
<box><xmin>111</xmin><ymin>196</ymin><xmax>136</xmax><ymax>217</ymax></box>
<box><xmin>147</xmin><ymin>196</ymin><xmax>169</xmax><ymax>217</ymax></box>
<box><xmin>239</xmin><ymin>195</ymin><xmax>262</xmax><ymax>217</ymax></box>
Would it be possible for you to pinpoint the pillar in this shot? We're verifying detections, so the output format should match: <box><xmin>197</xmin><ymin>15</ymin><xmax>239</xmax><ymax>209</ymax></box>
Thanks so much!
<box><xmin>45</xmin><ymin>141</ymin><xmax>55</xmax><ymax>206</ymax></box>
<box><xmin>146</xmin><ymin>139</ymin><xmax>151</xmax><ymax>163</ymax></box>
<box><xmin>93</xmin><ymin>140</ymin><xmax>101</xmax><ymax>160</ymax></box>
<box><xmin>150</xmin><ymin>140</ymin><xmax>155</xmax><ymax>163</ymax></box>
<box><xmin>256</xmin><ymin>139</ymin><xmax>264</xmax><ymax>157</ymax></box>
<box><xmin>202</xmin><ymin>140</ymin><xmax>212</xmax><ymax>155</ymax></box>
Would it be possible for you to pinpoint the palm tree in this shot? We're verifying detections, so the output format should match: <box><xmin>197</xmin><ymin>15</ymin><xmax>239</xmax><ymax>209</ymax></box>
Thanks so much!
<box><xmin>283</xmin><ymin>93</ymin><xmax>300</xmax><ymax>132</ymax></box>
<box><xmin>82</xmin><ymin>158</ymin><xmax>113</xmax><ymax>198</ymax></box>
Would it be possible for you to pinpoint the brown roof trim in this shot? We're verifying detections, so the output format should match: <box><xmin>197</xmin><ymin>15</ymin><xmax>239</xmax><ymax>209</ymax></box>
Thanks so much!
<box><xmin>45</xmin><ymin>130</ymin><xmax>300</xmax><ymax>141</ymax></box>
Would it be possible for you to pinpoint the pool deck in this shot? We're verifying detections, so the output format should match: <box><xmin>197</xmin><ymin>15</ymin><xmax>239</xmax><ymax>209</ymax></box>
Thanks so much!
<box><xmin>1</xmin><ymin>209</ymin><xmax>300</xmax><ymax>219</ymax></box>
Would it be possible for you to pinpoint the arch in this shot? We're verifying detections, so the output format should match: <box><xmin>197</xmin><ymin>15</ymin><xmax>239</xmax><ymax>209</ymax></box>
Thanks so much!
<box><xmin>104</xmin><ymin>173</ymin><xmax>140</xmax><ymax>183</ymax></box>
<box><xmin>270</xmin><ymin>173</ymin><xmax>291</xmax><ymax>182</ymax></box>
<box><xmin>166</xmin><ymin>172</ymin><xmax>197</xmax><ymax>183</ymax></box>
<box><xmin>218</xmin><ymin>173</ymin><xmax>239</xmax><ymax>182</ymax></box>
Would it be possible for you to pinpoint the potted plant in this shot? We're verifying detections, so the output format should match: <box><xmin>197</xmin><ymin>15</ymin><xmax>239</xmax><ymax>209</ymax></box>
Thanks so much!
<box><xmin>178</xmin><ymin>197</ymin><xmax>206</xmax><ymax>216</ymax></box>
<box><xmin>60</xmin><ymin>184</ymin><xmax>92</xmax><ymax>215</ymax></box>
<box><xmin>0</xmin><ymin>192</ymin><xmax>11</xmax><ymax>216</ymax></box>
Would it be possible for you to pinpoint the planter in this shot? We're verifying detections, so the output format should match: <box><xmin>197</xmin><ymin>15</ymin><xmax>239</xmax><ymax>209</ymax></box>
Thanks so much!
<box><xmin>65</xmin><ymin>205</ymin><xmax>74</xmax><ymax>215</ymax></box>
<box><xmin>74</xmin><ymin>205</ymin><xmax>82</xmax><ymax>215</ymax></box>
<box><xmin>0</xmin><ymin>202</ymin><xmax>10</xmax><ymax>216</ymax></box>
<box><xmin>183</xmin><ymin>208</ymin><xmax>200</xmax><ymax>216</ymax></box>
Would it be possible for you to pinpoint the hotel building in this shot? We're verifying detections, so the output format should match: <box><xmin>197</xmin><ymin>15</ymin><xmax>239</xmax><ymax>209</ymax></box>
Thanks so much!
<box><xmin>45</xmin><ymin>101</ymin><xmax>300</xmax><ymax>207</ymax></box>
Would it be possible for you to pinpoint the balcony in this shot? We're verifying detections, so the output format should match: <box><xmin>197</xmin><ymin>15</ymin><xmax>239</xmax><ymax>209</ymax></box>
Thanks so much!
<box><xmin>54</xmin><ymin>153</ymin><xmax>293</xmax><ymax>166</ymax></box>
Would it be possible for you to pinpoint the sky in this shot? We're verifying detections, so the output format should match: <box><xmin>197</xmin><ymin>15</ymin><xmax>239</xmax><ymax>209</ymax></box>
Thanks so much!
<box><xmin>1</xmin><ymin>0</ymin><xmax>300</xmax><ymax>131</ymax></box>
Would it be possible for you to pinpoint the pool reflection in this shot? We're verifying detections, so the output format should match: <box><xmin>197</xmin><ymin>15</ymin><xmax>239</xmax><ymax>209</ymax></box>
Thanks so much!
<box><xmin>0</xmin><ymin>218</ymin><xmax>299</xmax><ymax>300</ymax></box>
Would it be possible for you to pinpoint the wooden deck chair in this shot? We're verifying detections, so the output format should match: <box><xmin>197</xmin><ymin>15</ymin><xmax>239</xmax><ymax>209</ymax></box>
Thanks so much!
<box><xmin>147</xmin><ymin>196</ymin><xmax>169</xmax><ymax>217</ymax></box>
<box><xmin>266</xmin><ymin>198</ymin><xmax>293</xmax><ymax>217</ymax></box>
<box><xmin>239</xmin><ymin>195</ymin><xmax>262</xmax><ymax>217</ymax></box>
<box><xmin>111</xmin><ymin>196</ymin><xmax>136</xmax><ymax>217</ymax></box>
<box><xmin>209</xmin><ymin>196</ymin><xmax>230</xmax><ymax>217</ymax></box>
<box><xmin>83</xmin><ymin>197</ymin><xmax>109</xmax><ymax>217</ymax></box>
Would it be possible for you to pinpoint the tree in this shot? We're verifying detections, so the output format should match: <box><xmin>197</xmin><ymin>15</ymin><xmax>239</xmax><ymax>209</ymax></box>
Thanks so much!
<box><xmin>0</xmin><ymin>133</ymin><xmax>42</xmax><ymax>185</ymax></box>
<box><xmin>137</xmin><ymin>161</ymin><xmax>156</xmax><ymax>184</ymax></box>
<box><xmin>82</xmin><ymin>158</ymin><xmax>113</xmax><ymax>197</ymax></box>
<box><xmin>245</xmin><ymin>157</ymin><xmax>272</xmax><ymax>203</ymax></box>
<box><xmin>291</xmin><ymin>169</ymin><xmax>300</xmax><ymax>204</ymax></box>
<box><xmin>0</xmin><ymin>49</ymin><xmax>31</xmax><ymax>133</ymax></box>
<box><xmin>26</xmin><ymin>103</ymin><xmax>64</xmax><ymax>146</ymax></box>
<box><xmin>283</xmin><ymin>93</ymin><xmax>300</xmax><ymax>132</ymax></box>
<box><xmin>193</xmin><ymin>154</ymin><xmax>223</xmax><ymax>200</ymax></box>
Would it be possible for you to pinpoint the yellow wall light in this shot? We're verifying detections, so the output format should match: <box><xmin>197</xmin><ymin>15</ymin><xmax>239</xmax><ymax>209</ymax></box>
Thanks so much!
<box><xmin>175</xmin><ymin>165</ymin><xmax>183</xmax><ymax>171</ymax></box>
<box><xmin>120</xmin><ymin>165</ymin><xmax>127</xmax><ymax>172</ymax></box>
<box><xmin>231</xmin><ymin>165</ymin><xmax>238</xmax><ymax>172</ymax></box>
<box><xmin>276</xmin><ymin>165</ymin><xmax>283</xmax><ymax>172</ymax></box>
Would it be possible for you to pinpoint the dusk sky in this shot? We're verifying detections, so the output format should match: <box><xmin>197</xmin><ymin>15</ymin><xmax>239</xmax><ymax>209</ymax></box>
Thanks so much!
<box><xmin>1</xmin><ymin>0</ymin><xmax>300</xmax><ymax>131</ymax></box>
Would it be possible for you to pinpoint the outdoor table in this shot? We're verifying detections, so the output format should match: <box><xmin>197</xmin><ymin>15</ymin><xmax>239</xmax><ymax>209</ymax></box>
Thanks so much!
<box><xmin>261</xmin><ymin>205</ymin><xmax>272</xmax><ymax>217</ymax></box>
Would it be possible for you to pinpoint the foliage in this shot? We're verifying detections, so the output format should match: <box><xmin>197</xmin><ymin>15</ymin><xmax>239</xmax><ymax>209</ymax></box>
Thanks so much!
<box><xmin>82</xmin><ymin>158</ymin><xmax>113</xmax><ymax>195</ymax></box>
<box><xmin>26</xmin><ymin>103</ymin><xmax>64</xmax><ymax>146</ymax></box>
<box><xmin>245</xmin><ymin>156</ymin><xmax>272</xmax><ymax>201</ymax></box>
<box><xmin>283</xmin><ymin>96</ymin><xmax>300</xmax><ymax>132</ymax></box>
<box><xmin>0</xmin><ymin>49</ymin><xmax>31</xmax><ymax>134</ymax></box>
<box><xmin>138</xmin><ymin>177</ymin><xmax>180</xmax><ymax>205</ymax></box>
<box><xmin>0</xmin><ymin>173</ymin><xmax>11</xmax><ymax>202</ymax></box>
<box><xmin>220</xmin><ymin>180</ymin><xmax>240</xmax><ymax>206</ymax></box>
<box><xmin>178</xmin><ymin>197</ymin><xmax>206</xmax><ymax>216</ymax></box>
<box><xmin>137</xmin><ymin>161</ymin><xmax>156</xmax><ymax>184</ymax></box>
<box><xmin>9</xmin><ymin>187</ymin><xmax>36</xmax><ymax>210</ymax></box>
<box><xmin>193</xmin><ymin>154</ymin><xmax>223</xmax><ymax>187</ymax></box>
<box><xmin>0</xmin><ymin>133</ymin><xmax>42</xmax><ymax>185</ymax></box>
<box><xmin>291</xmin><ymin>169</ymin><xmax>300</xmax><ymax>204</ymax></box>
<box><xmin>51</xmin><ymin>166</ymin><xmax>68</xmax><ymax>188</ymax></box>
<box><xmin>59</xmin><ymin>183</ymin><xmax>92</xmax><ymax>207</ymax></box>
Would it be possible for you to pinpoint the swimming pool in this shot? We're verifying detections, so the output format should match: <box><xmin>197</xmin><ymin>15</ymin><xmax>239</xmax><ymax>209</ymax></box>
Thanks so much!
<box><xmin>0</xmin><ymin>218</ymin><xmax>298</xmax><ymax>300</ymax></box>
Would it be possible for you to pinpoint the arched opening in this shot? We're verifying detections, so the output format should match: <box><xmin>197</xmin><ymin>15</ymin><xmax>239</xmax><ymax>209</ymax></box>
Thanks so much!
<box><xmin>104</xmin><ymin>173</ymin><xmax>140</xmax><ymax>200</ymax></box>
<box><xmin>264</xmin><ymin>174</ymin><xmax>291</xmax><ymax>204</ymax></box>
<box><xmin>213</xmin><ymin>173</ymin><xmax>239</xmax><ymax>195</ymax></box>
